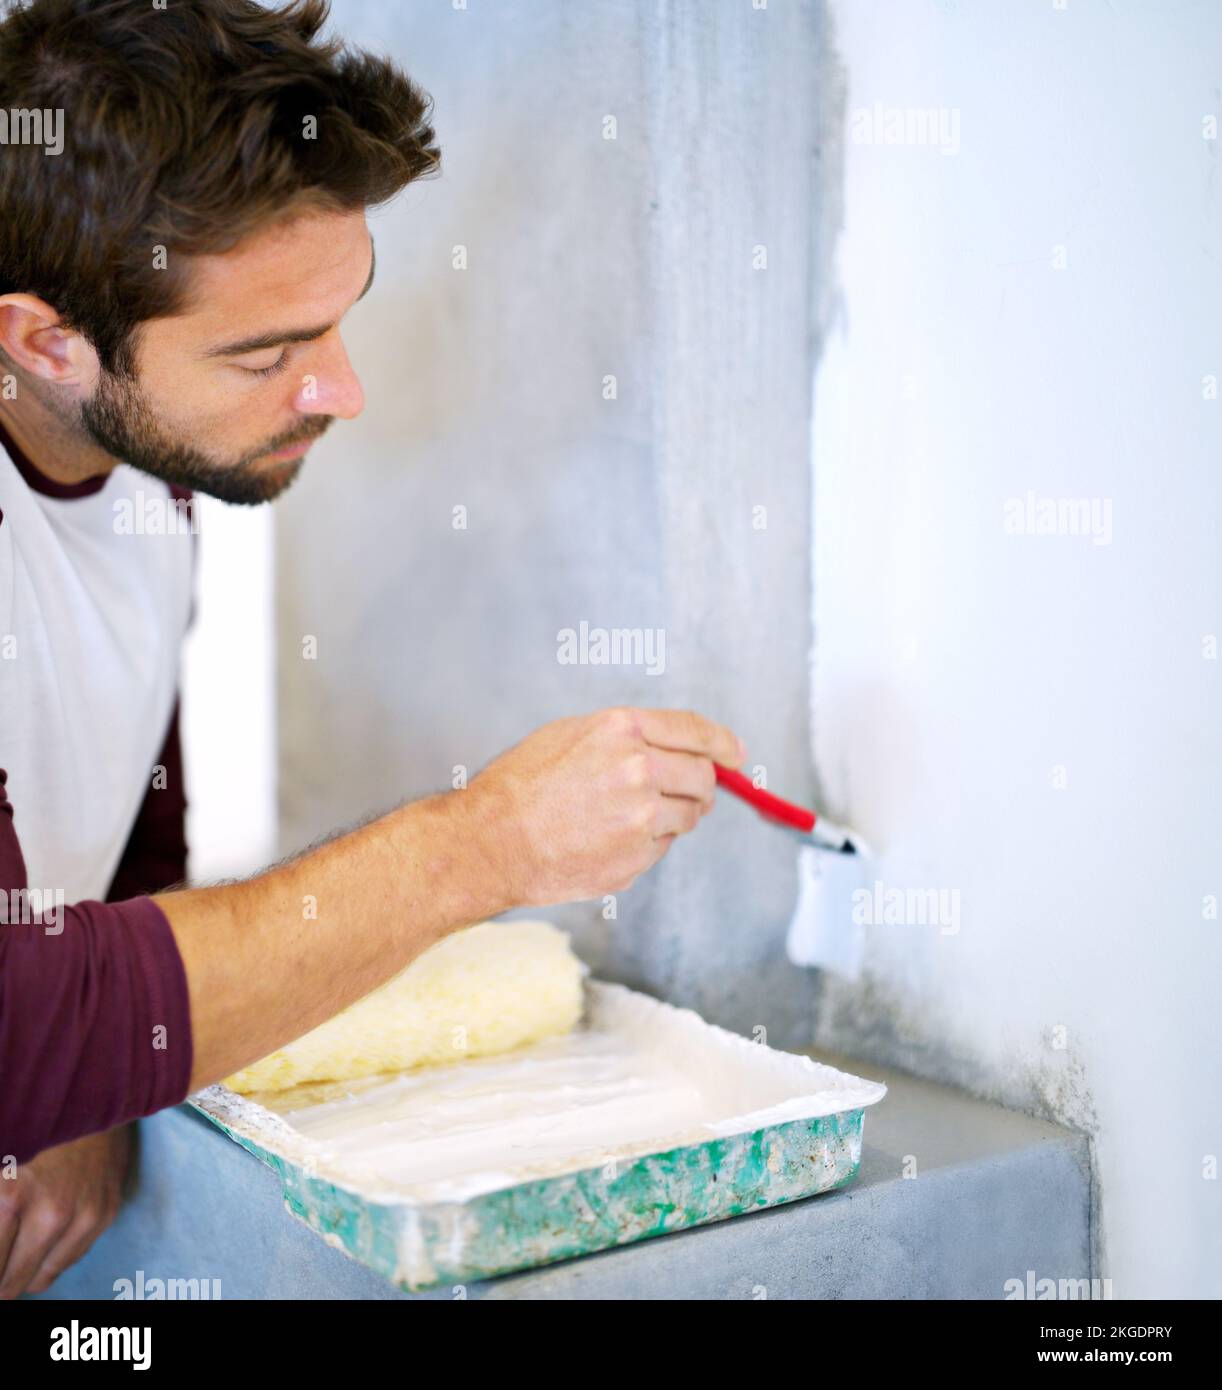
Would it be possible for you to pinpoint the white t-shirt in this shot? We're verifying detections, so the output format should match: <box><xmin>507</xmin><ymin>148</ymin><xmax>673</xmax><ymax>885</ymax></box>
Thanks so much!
<box><xmin>0</xmin><ymin>425</ymin><xmax>193</xmax><ymax>904</ymax></box>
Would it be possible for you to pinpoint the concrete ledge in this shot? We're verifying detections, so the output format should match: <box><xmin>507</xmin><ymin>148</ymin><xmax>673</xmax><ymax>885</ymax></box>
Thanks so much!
<box><xmin>30</xmin><ymin>1054</ymin><xmax>1091</xmax><ymax>1300</ymax></box>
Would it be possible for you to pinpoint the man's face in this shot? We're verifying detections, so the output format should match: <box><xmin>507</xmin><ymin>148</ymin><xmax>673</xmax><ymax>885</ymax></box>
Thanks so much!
<box><xmin>81</xmin><ymin>207</ymin><xmax>371</xmax><ymax>505</ymax></box>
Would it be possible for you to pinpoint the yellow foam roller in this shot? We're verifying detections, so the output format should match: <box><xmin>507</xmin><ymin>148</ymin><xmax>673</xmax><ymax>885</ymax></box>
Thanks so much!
<box><xmin>223</xmin><ymin>918</ymin><xmax>586</xmax><ymax>1094</ymax></box>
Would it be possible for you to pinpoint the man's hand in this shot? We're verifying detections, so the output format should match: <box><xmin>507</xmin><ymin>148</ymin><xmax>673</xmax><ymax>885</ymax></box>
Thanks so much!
<box><xmin>161</xmin><ymin>706</ymin><xmax>745</xmax><ymax>1099</ymax></box>
<box><xmin>469</xmin><ymin>706</ymin><xmax>747</xmax><ymax>906</ymax></box>
<box><xmin>0</xmin><ymin>1126</ymin><xmax>130</xmax><ymax>1297</ymax></box>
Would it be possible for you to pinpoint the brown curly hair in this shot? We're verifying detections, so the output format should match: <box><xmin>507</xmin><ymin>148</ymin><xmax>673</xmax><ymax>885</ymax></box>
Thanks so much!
<box><xmin>0</xmin><ymin>0</ymin><xmax>440</xmax><ymax>375</ymax></box>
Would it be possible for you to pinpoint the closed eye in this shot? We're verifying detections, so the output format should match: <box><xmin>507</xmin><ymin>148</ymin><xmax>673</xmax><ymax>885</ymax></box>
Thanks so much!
<box><xmin>241</xmin><ymin>353</ymin><xmax>289</xmax><ymax>379</ymax></box>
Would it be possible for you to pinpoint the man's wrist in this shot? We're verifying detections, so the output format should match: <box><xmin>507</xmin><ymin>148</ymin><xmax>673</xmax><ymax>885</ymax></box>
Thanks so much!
<box><xmin>410</xmin><ymin>783</ymin><xmax>524</xmax><ymax>926</ymax></box>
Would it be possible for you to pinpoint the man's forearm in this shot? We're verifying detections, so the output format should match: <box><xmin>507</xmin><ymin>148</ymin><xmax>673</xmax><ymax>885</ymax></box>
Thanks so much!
<box><xmin>158</xmin><ymin>786</ymin><xmax>518</xmax><ymax>1093</ymax></box>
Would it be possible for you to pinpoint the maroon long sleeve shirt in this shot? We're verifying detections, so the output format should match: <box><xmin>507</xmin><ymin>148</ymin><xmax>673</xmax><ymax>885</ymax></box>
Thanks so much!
<box><xmin>0</xmin><ymin>706</ymin><xmax>195</xmax><ymax>1163</ymax></box>
<box><xmin>1</xmin><ymin>417</ymin><xmax>197</xmax><ymax>1163</ymax></box>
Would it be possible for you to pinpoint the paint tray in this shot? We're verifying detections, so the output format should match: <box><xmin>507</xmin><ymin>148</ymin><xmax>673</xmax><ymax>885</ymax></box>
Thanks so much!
<box><xmin>190</xmin><ymin>980</ymin><xmax>886</xmax><ymax>1291</ymax></box>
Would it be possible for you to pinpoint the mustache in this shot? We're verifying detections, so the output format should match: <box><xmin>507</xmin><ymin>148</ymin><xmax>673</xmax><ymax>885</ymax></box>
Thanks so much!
<box><xmin>256</xmin><ymin>417</ymin><xmax>334</xmax><ymax>458</ymax></box>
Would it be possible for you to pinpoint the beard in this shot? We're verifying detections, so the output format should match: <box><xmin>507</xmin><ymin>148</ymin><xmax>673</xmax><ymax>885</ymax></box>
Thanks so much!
<box><xmin>80</xmin><ymin>368</ymin><xmax>331</xmax><ymax>505</ymax></box>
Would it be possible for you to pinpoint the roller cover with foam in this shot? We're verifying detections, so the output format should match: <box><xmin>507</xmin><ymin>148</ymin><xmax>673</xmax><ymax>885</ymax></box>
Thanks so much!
<box><xmin>223</xmin><ymin>919</ymin><xmax>586</xmax><ymax>1094</ymax></box>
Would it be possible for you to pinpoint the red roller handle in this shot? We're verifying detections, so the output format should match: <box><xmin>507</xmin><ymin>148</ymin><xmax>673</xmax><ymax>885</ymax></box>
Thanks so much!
<box><xmin>713</xmin><ymin>762</ymin><xmax>817</xmax><ymax>834</ymax></box>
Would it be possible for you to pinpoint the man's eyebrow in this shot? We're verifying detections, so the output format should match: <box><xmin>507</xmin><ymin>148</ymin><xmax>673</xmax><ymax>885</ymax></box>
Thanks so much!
<box><xmin>202</xmin><ymin>236</ymin><xmax>377</xmax><ymax>359</ymax></box>
<box><xmin>202</xmin><ymin>322</ymin><xmax>331</xmax><ymax>358</ymax></box>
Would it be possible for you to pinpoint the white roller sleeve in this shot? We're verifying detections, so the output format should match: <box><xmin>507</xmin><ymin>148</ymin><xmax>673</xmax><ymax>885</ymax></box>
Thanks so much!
<box><xmin>223</xmin><ymin>919</ymin><xmax>586</xmax><ymax>1094</ymax></box>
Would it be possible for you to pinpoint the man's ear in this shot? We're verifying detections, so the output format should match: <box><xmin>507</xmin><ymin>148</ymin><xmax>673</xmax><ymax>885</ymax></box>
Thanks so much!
<box><xmin>0</xmin><ymin>295</ymin><xmax>96</xmax><ymax>388</ymax></box>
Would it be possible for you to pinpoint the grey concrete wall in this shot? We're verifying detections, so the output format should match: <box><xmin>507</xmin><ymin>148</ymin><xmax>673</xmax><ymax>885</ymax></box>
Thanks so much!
<box><xmin>276</xmin><ymin>1</ymin><xmax>833</xmax><ymax>1043</ymax></box>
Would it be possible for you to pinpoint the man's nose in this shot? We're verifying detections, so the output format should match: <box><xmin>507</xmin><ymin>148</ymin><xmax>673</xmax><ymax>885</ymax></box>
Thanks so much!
<box><xmin>294</xmin><ymin>337</ymin><xmax>365</xmax><ymax>420</ymax></box>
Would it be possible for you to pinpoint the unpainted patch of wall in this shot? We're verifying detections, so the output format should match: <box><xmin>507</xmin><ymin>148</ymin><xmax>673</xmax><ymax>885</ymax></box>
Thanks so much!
<box><xmin>277</xmin><ymin>0</ymin><xmax>834</xmax><ymax>1044</ymax></box>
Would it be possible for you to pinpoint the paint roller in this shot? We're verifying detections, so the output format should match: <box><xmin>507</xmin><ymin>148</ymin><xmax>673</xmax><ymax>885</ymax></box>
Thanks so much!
<box><xmin>223</xmin><ymin>919</ymin><xmax>586</xmax><ymax>1095</ymax></box>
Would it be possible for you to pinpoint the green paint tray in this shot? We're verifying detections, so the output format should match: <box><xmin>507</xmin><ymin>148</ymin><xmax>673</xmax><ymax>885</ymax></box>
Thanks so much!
<box><xmin>190</xmin><ymin>981</ymin><xmax>885</xmax><ymax>1291</ymax></box>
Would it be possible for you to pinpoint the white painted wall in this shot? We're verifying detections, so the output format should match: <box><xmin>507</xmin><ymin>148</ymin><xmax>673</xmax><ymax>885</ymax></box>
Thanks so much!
<box><xmin>180</xmin><ymin>498</ymin><xmax>277</xmax><ymax>882</ymax></box>
<box><xmin>813</xmin><ymin>0</ymin><xmax>1222</xmax><ymax>1297</ymax></box>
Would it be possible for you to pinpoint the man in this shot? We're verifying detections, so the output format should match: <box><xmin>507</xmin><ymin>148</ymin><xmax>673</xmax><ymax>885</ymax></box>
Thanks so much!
<box><xmin>0</xmin><ymin>0</ymin><xmax>745</xmax><ymax>1295</ymax></box>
